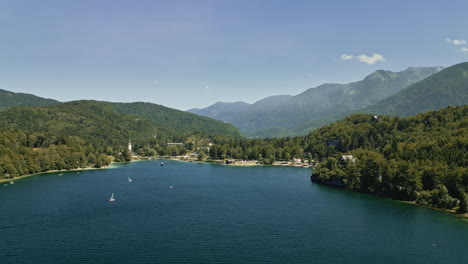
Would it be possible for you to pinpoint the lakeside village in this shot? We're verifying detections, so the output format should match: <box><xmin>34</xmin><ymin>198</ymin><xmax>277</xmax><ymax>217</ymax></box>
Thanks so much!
<box><xmin>128</xmin><ymin>141</ymin><xmax>314</xmax><ymax>168</ymax></box>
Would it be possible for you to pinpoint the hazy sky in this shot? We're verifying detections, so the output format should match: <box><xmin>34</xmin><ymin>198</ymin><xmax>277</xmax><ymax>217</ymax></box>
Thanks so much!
<box><xmin>1</xmin><ymin>0</ymin><xmax>467</xmax><ymax>110</ymax></box>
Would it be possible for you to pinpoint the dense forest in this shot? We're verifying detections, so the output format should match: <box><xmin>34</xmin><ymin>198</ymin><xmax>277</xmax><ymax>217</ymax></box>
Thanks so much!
<box><xmin>309</xmin><ymin>106</ymin><xmax>467</xmax><ymax>213</ymax></box>
<box><xmin>0</xmin><ymin>100</ymin><xmax>240</xmax><ymax>179</ymax></box>
<box><xmin>0</xmin><ymin>101</ymin><xmax>466</xmax><ymax>212</ymax></box>
<box><xmin>0</xmin><ymin>88</ymin><xmax>60</xmax><ymax>110</ymax></box>
<box><xmin>110</xmin><ymin>102</ymin><xmax>241</xmax><ymax>138</ymax></box>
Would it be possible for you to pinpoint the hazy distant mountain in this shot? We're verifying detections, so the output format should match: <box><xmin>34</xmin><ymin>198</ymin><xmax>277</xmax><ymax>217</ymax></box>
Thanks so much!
<box><xmin>247</xmin><ymin>95</ymin><xmax>293</xmax><ymax>112</ymax></box>
<box><xmin>191</xmin><ymin>66</ymin><xmax>442</xmax><ymax>137</ymax></box>
<box><xmin>187</xmin><ymin>101</ymin><xmax>250</xmax><ymax>122</ymax></box>
<box><xmin>0</xmin><ymin>88</ymin><xmax>60</xmax><ymax>110</ymax></box>
<box><xmin>188</xmin><ymin>96</ymin><xmax>294</xmax><ymax>125</ymax></box>
<box><xmin>362</xmin><ymin>62</ymin><xmax>468</xmax><ymax>117</ymax></box>
<box><xmin>258</xmin><ymin>66</ymin><xmax>444</xmax><ymax>132</ymax></box>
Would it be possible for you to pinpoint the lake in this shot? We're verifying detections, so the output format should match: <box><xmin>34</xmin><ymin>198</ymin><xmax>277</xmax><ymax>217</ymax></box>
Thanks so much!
<box><xmin>1</xmin><ymin>160</ymin><xmax>467</xmax><ymax>263</ymax></box>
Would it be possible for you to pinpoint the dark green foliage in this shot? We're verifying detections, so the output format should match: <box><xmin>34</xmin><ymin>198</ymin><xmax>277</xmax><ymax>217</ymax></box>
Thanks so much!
<box><xmin>309</xmin><ymin>105</ymin><xmax>467</xmax><ymax>208</ymax></box>
<box><xmin>0</xmin><ymin>88</ymin><xmax>60</xmax><ymax>110</ymax></box>
<box><xmin>416</xmin><ymin>185</ymin><xmax>458</xmax><ymax>209</ymax></box>
<box><xmin>0</xmin><ymin>100</ymin><xmax>241</xmax><ymax>179</ymax></box>
<box><xmin>457</xmin><ymin>192</ymin><xmax>468</xmax><ymax>213</ymax></box>
<box><xmin>0</xmin><ymin>101</ymin><xmax>166</xmax><ymax>148</ymax></box>
<box><xmin>110</xmin><ymin>102</ymin><xmax>241</xmax><ymax>138</ymax></box>
<box><xmin>0</xmin><ymin>130</ymin><xmax>111</xmax><ymax>178</ymax></box>
<box><xmin>0</xmin><ymin>89</ymin><xmax>466</xmax><ymax>214</ymax></box>
<box><xmin>0</xmin><ymin>100</ymin><xmax>240</xmax><ymax>149</ymax></box>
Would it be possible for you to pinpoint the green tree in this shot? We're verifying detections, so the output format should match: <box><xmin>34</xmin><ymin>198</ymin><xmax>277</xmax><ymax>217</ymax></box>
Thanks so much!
<box><xmin>457</xmin><ymin>192</ymin><xmax>468</xmax><ymax>213</ymax></box>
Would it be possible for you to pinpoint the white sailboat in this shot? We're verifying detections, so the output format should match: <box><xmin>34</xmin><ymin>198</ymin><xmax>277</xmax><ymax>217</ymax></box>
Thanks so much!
<box><xmin>109</xmin><ymin>193</ymin><xmax>115</xmax><ymax>202</ymax></box>
<box><xmin>128</xmin><ymin>177</ymin><xmax>132</xmax><ymax>182</ymax></box>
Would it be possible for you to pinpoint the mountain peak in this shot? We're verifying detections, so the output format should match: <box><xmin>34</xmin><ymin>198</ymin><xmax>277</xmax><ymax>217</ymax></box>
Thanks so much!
<box><xmin>186</xmin><ymin>64</ymin><xmax>447</xmax><ymax>138</ymax></box>
<box><xmin>365</xmin><ymin>69</ymin><xmax>395</xmax><ymax>81</ymax></box>
<box><xmin>362</xmin><ymin>61</ymin><xmax>468</xmax><ymax>117</ymax></box>
<box><xmin>403</xmin><ymin>65</ymin><xmax>444</xmax><ymax>72</ymax></box>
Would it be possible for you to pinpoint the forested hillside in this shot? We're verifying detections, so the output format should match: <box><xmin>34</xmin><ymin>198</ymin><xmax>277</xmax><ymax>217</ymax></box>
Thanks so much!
<box><xmin>0</xmin><ymin>88</ymin><xmax>60</xmax><ymax>110</ymax></box>
<box><xmin>0</xmin><ymin>100</ymin><xmax>240</xmax><ymax>179</ymax></box>
<box><xmin>0</xmin><ymin>101</ymin><xmax>164</xmax><ymax>178</ymax></box>
<box><xmin>0</xmin><ymin>96</ymin><xmax>466</xmax><ymax>213</ymax></box>
<box><xmin>110</xmin><ymin>102</ymin><xmax>241</xmax><ymax>138</ymax></box>
<box><xmin>309</xmin><ymin>106</ymin><xmax>467</xmax><ymax>212</ymax></box>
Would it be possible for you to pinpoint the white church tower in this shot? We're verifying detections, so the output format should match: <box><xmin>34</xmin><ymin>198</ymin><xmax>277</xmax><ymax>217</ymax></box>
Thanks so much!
<box><xmin>128</xmin><ymin>139</ymin><xmax>132</xmax><ymax>152</ymax></box>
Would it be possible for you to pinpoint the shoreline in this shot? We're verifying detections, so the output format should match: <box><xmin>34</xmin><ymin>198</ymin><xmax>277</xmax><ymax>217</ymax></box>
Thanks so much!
<box><xmin>400</xmin><ymin>200</ymin><xmax>468</xmax><ymax>219</ymax></box>
<box><xmin>1</xmin><ymin>157</ymin><xmax>310</xmax><ymax>185</ymax></box>
<box><xmin>132</xmin><ymin>155</ymin><xmax>312</xmax><ymax>168</ymax></box>
<box><xmin>3</xmin><ymin>158</ymin><xmax>465</xmax><ymax>219</ymax></box>
<box><xmin>312</xmin><ymin>180</ymin><xmax>468</xmax><ymax>219</ymax></box>
<box><xmin>0</xmin><ymin>164</ymin><xmax>116</xmax><ymax>184</ymax></box>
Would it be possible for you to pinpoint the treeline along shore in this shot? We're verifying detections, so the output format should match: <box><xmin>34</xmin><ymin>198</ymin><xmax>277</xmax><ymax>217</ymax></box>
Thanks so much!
<box><xmin>0</xmin><ymin>103</ymin><xmax>467</xmax><ymax>214</ymax></box>
<box><xmin>309</xmin><ymin>106</ymin><xmax>467</xmax><ymax>214</ymax></box>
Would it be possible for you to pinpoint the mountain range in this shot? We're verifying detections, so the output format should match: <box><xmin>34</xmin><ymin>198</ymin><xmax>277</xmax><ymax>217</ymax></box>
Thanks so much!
<box><xmin>189</xmin><ymin>66</ymin><xmax>446</xmax><ymax>137</ymax></box>
<box><xmin>2</xmin><ymin>62</ymin><xmax>467</xmax><ymax>140</ymax></box>
<box><xmin>1</xmin><ymin>63</ymin><xmax>466</xmax><ymax>214</ymax></box>
<box><xmin>361</xmin><ymin>62</ymin><xmax>468</xmax><ymax>117</ymax></box>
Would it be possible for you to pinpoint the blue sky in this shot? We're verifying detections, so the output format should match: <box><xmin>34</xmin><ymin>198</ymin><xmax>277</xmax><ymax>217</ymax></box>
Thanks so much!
<box><xmin>0</xmin><ymin>0</ymin><xmax>467</xmax><ymax>110</ymax></box>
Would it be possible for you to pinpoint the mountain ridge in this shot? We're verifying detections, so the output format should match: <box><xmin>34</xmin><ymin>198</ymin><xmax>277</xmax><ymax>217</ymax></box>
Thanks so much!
<box><xmin>188</xmin><ymin>101</ymin><xmax>250</xmax><ymax>121</ymax></box>
<box><xmin>0</xmin><ymin>88</ymin><xmax>61</xmax><ymax>110</ymax></box>
<box><xmin>361</xmin><ymin>62</ymin><xmax>468</xmax><ymax>117</ymax></box>
<box><xmin>189</xmin><ymin>66</ymin><xmax>443</xmax><ymax>137</ymax></box>
<box><xmin>0</xmin><ymin>90</ymin><xmax>242</xmax><ymax>139</ymax></box>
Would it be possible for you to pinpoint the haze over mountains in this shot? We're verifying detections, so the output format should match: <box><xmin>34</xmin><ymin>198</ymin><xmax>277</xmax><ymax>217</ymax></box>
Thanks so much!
<box><xmin>188</xmin><ymin>101</ymin><xmax>251</xmax><ymax>122</ymax></box>
<box><xmin>189</xmin><ymin>65</ymin><xmax>447</xmax><ymax>137</ymax></box>
<box><xmin>2</xmin><ymin>62</ymin><xmax>467</xmax><ymax>139</ymax></box>
<box><xmin>361</xmin><ymin>62</ymin><xmax>468</xmax><ymax>117</ymax></box>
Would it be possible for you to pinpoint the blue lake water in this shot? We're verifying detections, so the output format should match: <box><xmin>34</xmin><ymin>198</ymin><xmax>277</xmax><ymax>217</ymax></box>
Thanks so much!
<box><xmin>1</xmin><ymin>160</ymin><xmax>467</xmax><ymax>263</ymax></box>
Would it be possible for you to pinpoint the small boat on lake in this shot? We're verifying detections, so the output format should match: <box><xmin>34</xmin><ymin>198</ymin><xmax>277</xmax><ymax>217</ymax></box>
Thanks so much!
<box><xmin>9</xmin><ymin>181</ymin><xmax>14</xmax><ymax>184</ymax></box>
<box><xmin>128</xmin><ymin>177</ymin><xmax>132</xmax><ymax>182</ymax></box>
<box><xmin>160</xmin><ymin>162</ymin><xmax>164</xmax><ymax>166</ymax></box>
<box><xmin>109</xmin><ymin>193</ymin><xmax>115</xmax><ymax>202</ymax></box>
